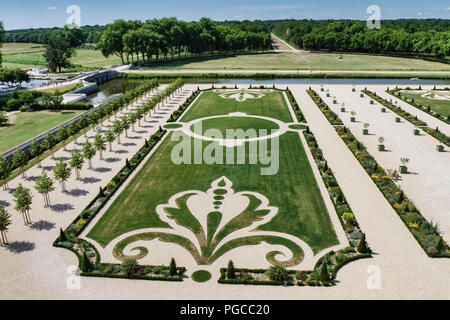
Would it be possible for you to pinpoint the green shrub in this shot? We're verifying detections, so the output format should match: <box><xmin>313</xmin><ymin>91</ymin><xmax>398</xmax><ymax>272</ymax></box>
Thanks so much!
<box><xmin>120</xmin><ymin>258</ymin><xmax>139</xmax><ymax>276</ymax></box>
<box><xmin>268</xmin><ymin>265</ymin><xmax>289</xmax><ymax>282</ymax></box>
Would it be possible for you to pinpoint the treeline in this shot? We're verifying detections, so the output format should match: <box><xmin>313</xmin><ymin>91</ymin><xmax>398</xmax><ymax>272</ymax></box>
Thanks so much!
<box><xmin>3</xmin><ymin>25</ymin><xmax>105</xmax><ymax>45</ymax></box>
<box><xmin>268</xmin><ymin>19</ymin><xmax>450</xmax><ymax>58</ymax></box>
<box><xmin>97</xmin><ymin>18</ymin><xmax>272</xmax><ymax>64</ymax></box>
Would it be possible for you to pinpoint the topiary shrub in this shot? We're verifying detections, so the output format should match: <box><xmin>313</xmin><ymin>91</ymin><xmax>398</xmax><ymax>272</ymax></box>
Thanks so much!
<box><xmin>226</xmin><ymin>260</ymin><xmax>235</xmax><ymax>279</ymax></box>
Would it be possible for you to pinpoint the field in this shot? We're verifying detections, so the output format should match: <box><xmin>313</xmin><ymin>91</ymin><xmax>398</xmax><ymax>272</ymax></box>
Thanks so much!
<box><xmin>0</xmin><ymin>110</ymin><xmax>84</xmax><ymax>153</ymax></box>
<box><xmin>1</xmin><ymin>43</ymin><xmax>122</xmax><ymax>70</ymax></box>
<box><xmin>398</xmin><ymin>90</ymin><xmax>450</xmax><ymax>117</ymax></box>
<box><xmin>147</xmin><ymin>51</ymin><xmax>450</xmax><ymax>71</ymax></box>
<box><xmin>86</xmin><ymin>89</ymin><xmax>342</xmax><ymax>268</ymax></box>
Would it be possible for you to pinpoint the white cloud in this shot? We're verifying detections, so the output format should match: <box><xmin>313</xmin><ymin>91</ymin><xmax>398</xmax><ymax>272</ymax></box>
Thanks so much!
<box><xmin>48</xmin><ymin>7</ymin><xmax>56</xmax><ymax>10</ymax></box>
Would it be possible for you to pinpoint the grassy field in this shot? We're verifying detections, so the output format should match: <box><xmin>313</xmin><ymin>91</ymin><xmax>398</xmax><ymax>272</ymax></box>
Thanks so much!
<box><xmin>0</xmin><ymin>110</ymin><xmax>84</xmax><ymax>153</ymax></box>
<box><xmin>87</xmin><ymin>90</ymin><xmax>340</xmax><ymax>261</ymax></box>
<box><xmin>399</xmin><ymin>90</ymin><xmax>450</xmax><ymax>117</ymax></box>
<box><xmin>147</xmin><ymin>51</ymin><xmax>450</xmax><ymax>71</ymax></box>
<box><xmin>1</xmin><ymin>43</ymin><xmax>122</xmax><ymax>70</ymax></box>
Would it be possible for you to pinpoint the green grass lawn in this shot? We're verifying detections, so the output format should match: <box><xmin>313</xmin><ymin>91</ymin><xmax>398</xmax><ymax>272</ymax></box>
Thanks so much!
<box><xmin>87</xmin><ymin>90</ymin><xmax>340</xmax><ymax>259</ymax></box>
<box><xmin>1</xmin><ymin>43</ymin><xmax>122</xmax><ymax>70</ymax></box>
<box><xmin>193</xmin><ymin>116</ymin><xmax>280</xmax><ymax>138</ymax></box>
<box><xmin>0</xmin><ymin>110</ymin><xmax>84</xmax><ymax>153</ymax></box>
<box><xmin>146</xmin><ymin>51</ymin><xmax>450</xmax><ymax>71</ymax></box>
<box><xmin>399</xmin><ymin>90</ymin><xmax>450</xmax><ymax>117</ymax></box>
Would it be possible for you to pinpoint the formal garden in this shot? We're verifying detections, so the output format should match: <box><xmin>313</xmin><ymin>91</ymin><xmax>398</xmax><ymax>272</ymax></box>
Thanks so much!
<box><xmin>31</xmin><ymin>85</ymin><xmax>375</xmax><ymax>286</ymax></box>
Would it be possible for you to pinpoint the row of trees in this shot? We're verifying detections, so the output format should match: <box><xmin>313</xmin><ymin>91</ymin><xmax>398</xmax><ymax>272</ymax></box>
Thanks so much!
<box><xmin>0</xmin><ymin>79</ymin><xmax>184</xmax><ymax>244</ymax></box>
<box><xmin>3</xmin><ymin>25</ymin><xmax>105</xmax><ymax>45</ymax></box>
<box><xmin>270</xmin><ymin>20</ymin><xmax>450</xmax><ymax>58</ymax></box>
<box><xmin>97</xmin><ymin>18</ymin><xmax>272</xmax><ymax>65</ymax></box>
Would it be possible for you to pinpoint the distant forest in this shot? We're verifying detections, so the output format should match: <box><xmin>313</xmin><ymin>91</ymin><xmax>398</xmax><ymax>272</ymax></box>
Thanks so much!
<box><xmin>268</xmin><ymin>19</ymin><xmax>450</xmax><ymax>59</ymax></box>
<box><xmin>3</xmin><ymin>18</ymin><xmax>450</xmax><ymax>60</ymax></box>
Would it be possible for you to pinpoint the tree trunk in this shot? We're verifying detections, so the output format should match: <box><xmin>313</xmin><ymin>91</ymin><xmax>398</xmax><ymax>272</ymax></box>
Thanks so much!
<box><xmin>109</xmin><ymin>142</ymin><xmax>112</xmax><ymax>152</ymax></box>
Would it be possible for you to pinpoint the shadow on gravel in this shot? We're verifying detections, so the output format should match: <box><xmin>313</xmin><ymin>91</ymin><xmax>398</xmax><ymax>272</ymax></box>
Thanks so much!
<box><xmin>26</xmin><ymin>176</ymin><xmax>40</xmax><ymax>182</ymax></box>
<box><xmin>81</xmin><ymin>177</ymin><xmax>101</xmax><ymax>184</ymax></box>
<box><xmin>105</xmin><ymin>157</ymin><xmax>121</xmax><ymax>163</ymax></box>
<box><xmin>50</xmin><ymin>203</ymin><xmax>74</xmax><ymax>213</ymax></box>
<box><xmin>67</xmin><ymin>188</ymin><xmax>89</xmax><ymax>197</ymax></box>
<box><xmin>94</xmin><ymin>167</ymin><xmax>112</xmax><ymax>173</ymax></box>
<box><xmin>0</xmin><ymin>200</ymin><xmax>10</xmax><ymax>207</ymax></box>
<box><xmin>5</xmin><ymin>241</ymin><xmax>35</xmax><ymax>253</ymax></box>
<box><xmin>115</xmin><ymin>150</ymin><xmax>129</xmax><ymax>154</ymax></box>
<box><xmin>29</xmin><ymin>220</ymin><xmax>56</xmax><ymax>231</ymax></box>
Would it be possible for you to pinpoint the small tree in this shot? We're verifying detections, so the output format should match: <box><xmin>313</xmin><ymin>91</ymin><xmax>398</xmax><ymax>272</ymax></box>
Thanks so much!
<box><xmin>93</xmin><ymin>133</ymin><xmax>106</xmax><ymax>160</ymax></box>
<box><xmin>357</xmin><ymin>233</ymin><xmax>371</xmax><ymax>253</ymax></box>
<box><xmin>34</xmin><ymin>170</ymin><xmax>55</xmax><ymax>207</ymax></box>
<box><xmin>121</xmin><ymin>116</ymin><xmax>131</xmax><ymax>138</ymax></box>
<box><xmin>56</xmin><ymin>125</ymin><xmax>69</xmax><ymax>151</ymax></box>
<box><xmin>104</xmin><ymin>129</ymin><xmax>115</xmax><ymax>152</ymax></box>
<box><xmin>267</xmin><ymin>264</ymin><xmax>289</xmax><ymax>282</ymax></box>
<box><xmin>378</xmin><ymin>137</ymin><xmax>384</xmax><ymax>144</ymax></box>
<box><xmin>82</xmin><ymin>140</ymin><xmax>96</xmax><ymax>170</ymax></box>
<box><xmin>169</xmin><ymin>258</ymin><xmax>177</xmax><ymax>276</ymax></box>
<box><xmin>0</xmin><ymin>111</ymin><xmax>8</xmax><ymax>126</ymax></box>
<box><xmin>435</xmin><ymin>237</ymin><xmax>444</xmax><ymax>253</ymax></box>
<box><xmin>121</xmin><ymin>258</ymin><xmax>139</xmax><ymax>276</ymax></box>
<box><xmin>13</xmin><ymin>183</ymin><xmax>33</xmax><ymax>224</ymax></box>
<box><xmin>80</xmin><ymin>252</ymin><xmax>93</xmax><ymax>272</ymax></box>
<box><xmin>12</xmin><ymin>149</ymin><xmax>29</xmax><ymax>178</ymax></box>
<box><xmin>318</xmin><ymin>259</ymin><xmax>329</xmax><ymax>282</ymax></box>
<box><xmin>112</xmin><ymin>120</ymin><xmax>122</xmax><ymax>144</ymax></box>
<box><xmin>69</xmin><ymin>149</ymin><xmax>84</xmax><ymax>180</ymax></box>
<box><xmin>29</xmin><ymin>140</ymin><xmax>43</xmax><ymax>168</ymax></box>
<box><xmin>59</xmin><ymin>228</ymin><xmax>67</xmax><ymax>242</ymax></box>
<box><xmin>53</xmin><ymin>158</ymin><xmax>71</xmax><ymax>192</ymax></box>
<box><xmin>226</xmin><ymin>260</ymin><xmax>235</xmax><ymax>279</ymax></box>
<box><xmin>43</xmin><ymin>133</ymin><xmax>57</xmax><ymax>160</ymax></box>
<box><xmin>0</xmin><ymin>157</ymin><xmax>12</xmax><ymax>190</ymax></box>
<box><xmin>0</xmin><ymin>206</ymin><xmax>12</xmax><ymax>245</ymax></box>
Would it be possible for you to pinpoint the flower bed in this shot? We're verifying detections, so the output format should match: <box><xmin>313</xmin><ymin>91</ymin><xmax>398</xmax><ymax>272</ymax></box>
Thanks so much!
<box><xmin>309</xmin><ymin>89</ymin><xmax>449</xmax><ymax>258</ymax></box>
<box><xmin>307</xmin><ymin>89</ymin><xmax>343</xmax><ymax>125</ymax></box>
<box><xmin>363</xmin><ymin>90</ymin><xmax>449</xmax><ymax>147</ymax></box>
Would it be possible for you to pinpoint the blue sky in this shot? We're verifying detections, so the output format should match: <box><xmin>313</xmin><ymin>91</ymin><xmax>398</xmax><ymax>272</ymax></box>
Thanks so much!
<box><xmin>1</xmin><ymin>0</ymin><xmax>449</xmax><ymax>30</ymax></box>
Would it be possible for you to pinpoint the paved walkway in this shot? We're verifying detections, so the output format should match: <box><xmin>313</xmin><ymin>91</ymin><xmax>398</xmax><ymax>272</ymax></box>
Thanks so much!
<box><xmin>315</xmin><ymin>85</ymin><xmax>450</xmax><ymax>242</ymax></box>
<box><xmin>0</xmin><ymin>84</ymin><xmax>448</xmax><ymax>299</ymax></box>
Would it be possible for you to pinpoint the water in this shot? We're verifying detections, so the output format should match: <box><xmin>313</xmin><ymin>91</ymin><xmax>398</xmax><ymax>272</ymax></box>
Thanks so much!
<box><xmin>85</xmin><ymin>77</ymin><xmax>450</xmax><ymax>104</ymax></box>
<box><xmin>86</xmin><ymin>79</ymin><xmax>149</xmax><ymax>104</ymax></box>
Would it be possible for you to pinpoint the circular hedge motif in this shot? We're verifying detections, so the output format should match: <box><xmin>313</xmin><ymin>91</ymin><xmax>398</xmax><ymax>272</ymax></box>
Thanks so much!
<box><xmin>191</xmin><ymin>270</ymin><xmax>212</xmax><ymax>283</ymax></box>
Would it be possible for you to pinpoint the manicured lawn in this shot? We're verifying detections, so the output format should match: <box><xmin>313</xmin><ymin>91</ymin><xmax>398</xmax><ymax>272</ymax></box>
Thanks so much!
<box><xmin>193</xmin><ymin>116</ymin><xmax>280</xmax><ymax>138</ymax></box>
<box><xmin>0</xmin><ymin>110</ymin><xmax>84</xmax><ymax>153</ymax></box>
<box><xmin>1</xmin><ymin>43</ymin><xmax>122</xmax><ymax>70</ymax></box>
<box><xmin>88</xmin><ymin>90</ymin><xmax>339</xmax><ymax>258</ymax></box>
<box><xmin>191</xmin><ymin>270</ymin><xmax>212</xmax><ymax>282</ymax></box>
<box><xmin>399</xmin><ymin>90</ymin><xmax>450</xmax><ymax>117</ymax></box>
<box><xmin>147</xmin><ymin>51</ymin><xmax>450</xmax><ymax>71</ymax></box>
